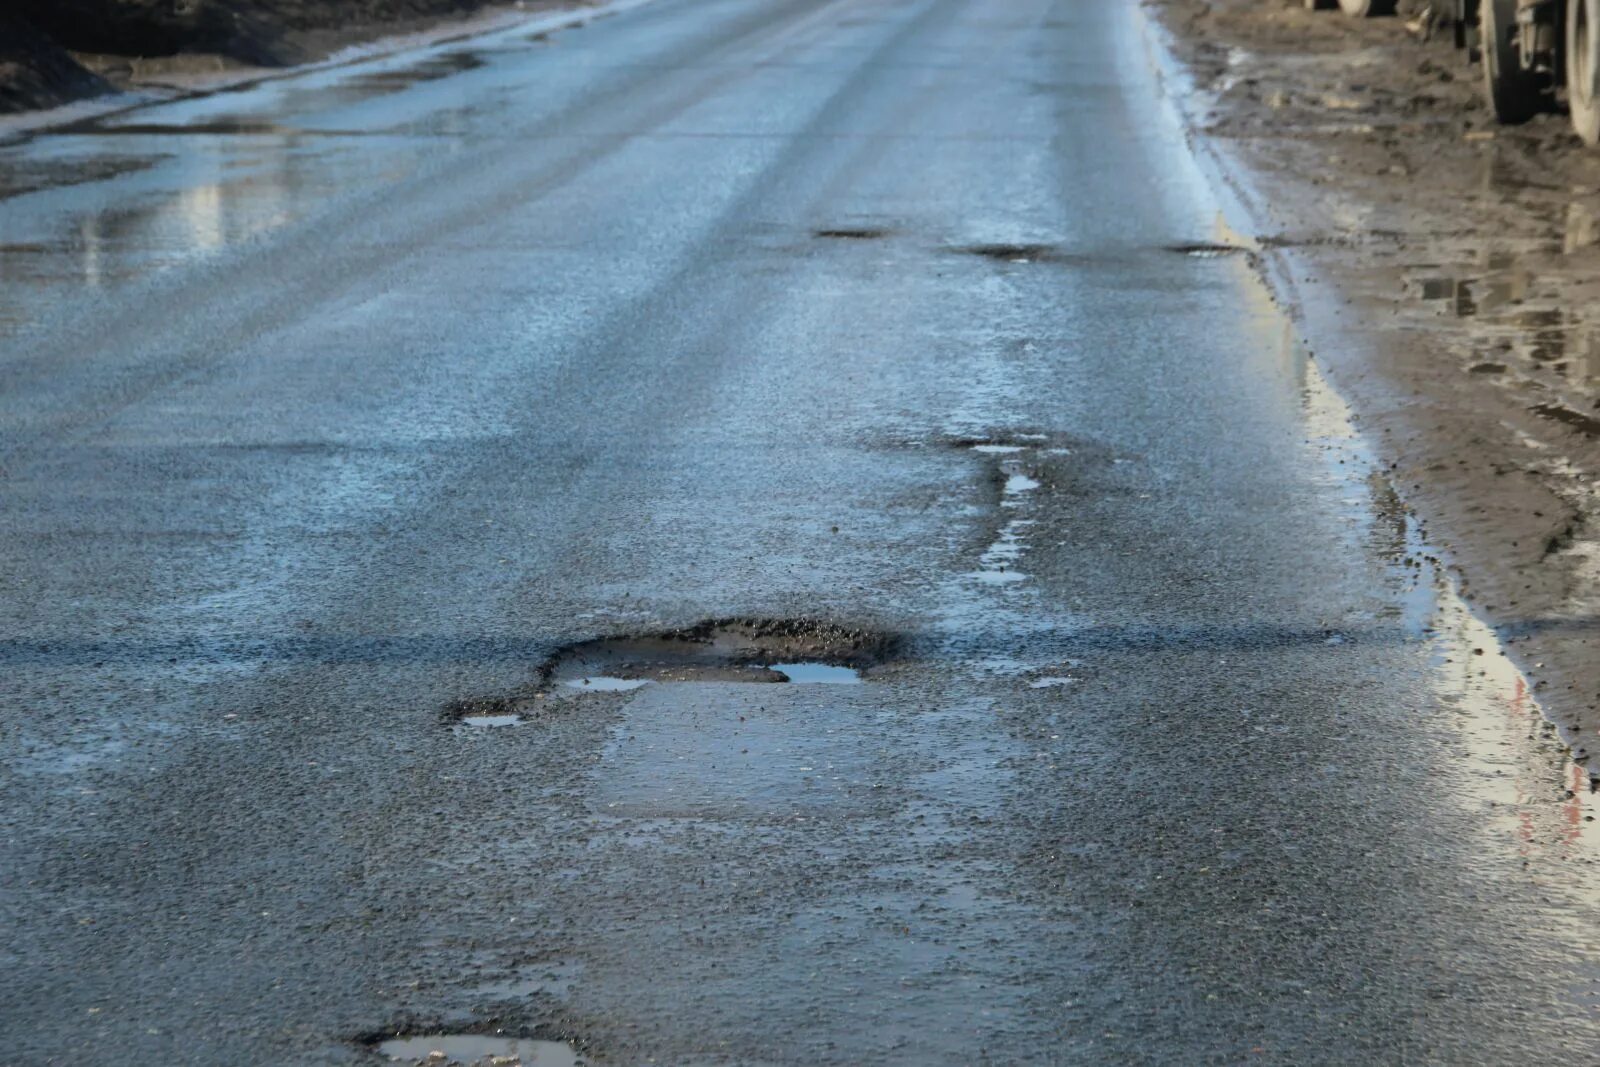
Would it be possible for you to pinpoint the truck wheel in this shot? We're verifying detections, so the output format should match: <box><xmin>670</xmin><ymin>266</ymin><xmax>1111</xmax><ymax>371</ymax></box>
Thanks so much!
<box><xmin>1338</xmin><ymin>0</ymin><xmax>1395</xmax><ymax>14</ymax></box>
<box><xmin>1570</xmin><ymin>0</ymin><xmax>1600</xmax><ymax>144</ymax></box>
<box><xmin>1483</xmin><ymin>0</ymin><xmax>1544</xmax><ymax>122</ymax></box>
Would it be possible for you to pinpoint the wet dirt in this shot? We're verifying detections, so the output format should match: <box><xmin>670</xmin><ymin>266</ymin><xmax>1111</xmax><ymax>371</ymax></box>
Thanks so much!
<box><xmin>1150</xmin><ymin>0</ymin><xmax>1600</xmax><ymax>753</ymax></box>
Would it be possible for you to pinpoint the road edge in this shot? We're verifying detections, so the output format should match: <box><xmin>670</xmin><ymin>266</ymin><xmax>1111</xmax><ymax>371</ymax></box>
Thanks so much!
<box><xmin>1129</xmin><ymin>0</ymin><xmax>1598</xmax><ymax>778</ymax></box>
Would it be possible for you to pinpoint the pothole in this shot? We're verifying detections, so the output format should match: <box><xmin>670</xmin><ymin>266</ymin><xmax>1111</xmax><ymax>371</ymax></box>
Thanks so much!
<box><xmin>448</xmin><ymin>619</ymin><xmax>891</xmax><ymax>726</ymax></box>
<box><xmin>563</xmin><ymin>676</ymin><xmax>652</xmax><ymax>692</ymax></box>
<box><xmin>375</xmin><ymin>1034</ymin><xmax>578</xmax><ymax>1066</ymax></box>
<box><xmin>952</xmin><ymin>242</ymin><xmax>1061</xmax><ymax>262</ymax></box>
<box><xmin>814</xmin><ymin>227</ymin><xmax>891</xmax><ymax>240</ymax></box>
<box><xmin>937</xmin><ymin>430</ymin><xmax>1082</xmax><ymax>453</ymax></box>
<box><xmin>1166</xmin><ymin>242</ymin><xmax>1250</xmax><ymax>258</ymax></box>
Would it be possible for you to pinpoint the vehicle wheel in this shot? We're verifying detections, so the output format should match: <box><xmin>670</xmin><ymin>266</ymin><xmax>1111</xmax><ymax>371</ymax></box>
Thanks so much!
<box><xmin>1570</xmin><ymin>0</ymin><xmax>1600</xmax><ymax>143</ymax></box>
<box><xmin>1483</xmin><ymin>0</ymin><xmax>1544</xmax><ymax>122</ymax></box>
<box><xmin>1338</xmin><ymin>0</ymin><xmax>1396</xmax><ymax>14</ymax></box>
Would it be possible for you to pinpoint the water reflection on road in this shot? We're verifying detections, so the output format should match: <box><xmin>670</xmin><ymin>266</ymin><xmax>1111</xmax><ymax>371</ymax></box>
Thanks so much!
<box><xmin>0</xmin><ymin>27</ymin><xmax>554</xmax><ymax>339</ymax></box>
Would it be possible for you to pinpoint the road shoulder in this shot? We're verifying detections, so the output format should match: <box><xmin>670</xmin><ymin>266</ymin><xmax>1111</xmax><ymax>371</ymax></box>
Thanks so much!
<box><xmin>1145</xmin><ymin>0</ymin><xmax>1600</xmax><ymax>765</ymax></box>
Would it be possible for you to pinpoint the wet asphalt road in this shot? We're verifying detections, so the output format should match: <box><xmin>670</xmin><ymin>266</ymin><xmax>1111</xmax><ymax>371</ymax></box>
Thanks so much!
<box><xmin>4</xmin><ymin>0</ymin><xmax>1600</xmax><ymax>1063</ymax></box>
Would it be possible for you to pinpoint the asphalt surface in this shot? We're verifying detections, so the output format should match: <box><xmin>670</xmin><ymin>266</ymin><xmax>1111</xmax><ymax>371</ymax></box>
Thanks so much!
<box><xmin>2</xmin><ymin>0</ymin><xmax>1599</xmax><ymax>1064</ymax></box>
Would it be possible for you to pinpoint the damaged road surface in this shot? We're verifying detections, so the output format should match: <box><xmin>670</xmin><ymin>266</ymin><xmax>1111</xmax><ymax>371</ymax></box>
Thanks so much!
<box><xmin>3</xmin><ymin>0</ymin><xmax>1600</xmax><ymax>1064</ymax></box>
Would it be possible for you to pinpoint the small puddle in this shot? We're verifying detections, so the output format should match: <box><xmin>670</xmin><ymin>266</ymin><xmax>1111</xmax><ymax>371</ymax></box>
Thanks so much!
<box><xmin>459</xmin><ymin>713</ymin><xmax>521</xmax><ymax>728</ymax></box>
<box><xmin>376</xmin><ymin>1034</ymin><xmax>578</xmax><ymax>1065</ymax></box>
<box><xmin>564</xmin><ymin>676</ymin><xmax>652</xmax><ymax>692</ymax></box>
<box><xmin>768</xmin><ymin>662</ymin><xmax>861</xmax><ymax>684</ymax></box>
<box><xmin>1004</xmin><ymin>473</ymin><xmax>1041</xmax><ymax>495</ymax></box>
<box><xmin>1530</xmin><ymin>402</ymin><xmax>1600</xmax><ymax>437</ymax></box>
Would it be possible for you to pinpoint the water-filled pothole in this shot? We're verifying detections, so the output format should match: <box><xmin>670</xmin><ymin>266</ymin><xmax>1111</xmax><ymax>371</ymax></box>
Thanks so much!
<box><xmin>448</xmin><ymin>619</ymin><xmax>891</xmax><ymax>726</ymax></box>
<box><xmin>766</xmin><ymin>662</ymin><xmax>861</xmax><ymax>683</ymax></box>
<box><xmin>460</xmin><ymin>713</ymin><xmax>521</xmax><ymax>727</ymax></box>
<box><xmin>376</xmin><ymin>1034</ymin><xmax>578</xmax><ymax>1065</ymax></box>
<box><xmin>545</xmin><ymin>619</ymin><xmax>887</xmax><ymax>687</ymax></box>
<box><xmin>564</xmin><ymin>677</ymin><xmax>652</xmax><ymax>692</ymax></box>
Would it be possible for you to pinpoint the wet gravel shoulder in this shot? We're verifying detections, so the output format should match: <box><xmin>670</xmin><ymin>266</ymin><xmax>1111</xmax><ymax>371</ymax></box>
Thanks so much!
<box><xmin>1148</xmin><ymin>0</ymin><xmax>1600</xmax><ymax>771</ymax></box>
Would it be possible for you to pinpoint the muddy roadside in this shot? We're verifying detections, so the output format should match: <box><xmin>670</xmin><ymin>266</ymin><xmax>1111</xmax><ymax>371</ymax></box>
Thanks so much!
<box><xmin>1148</xmin><ymin>0</ymin><xmax>1600</xmax><ymax>766</ymax></box>
<box><xmin>0</xmin><ymin>0</ymin><xmax>585</xmax><ymax>116</ymax></box>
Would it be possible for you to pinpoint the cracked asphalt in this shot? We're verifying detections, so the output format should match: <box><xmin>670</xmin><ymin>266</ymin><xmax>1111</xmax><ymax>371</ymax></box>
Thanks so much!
<box><xmin>3</xmin><ymin>0</ymin><xmax>1600</xmax><ymax>1063</ymax></box>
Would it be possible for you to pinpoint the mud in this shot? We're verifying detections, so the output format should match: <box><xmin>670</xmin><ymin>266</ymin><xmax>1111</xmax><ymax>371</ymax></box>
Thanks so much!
<box><xmin>1151</xmin><ymin>0</ymin><xmax>1600</xmax><ymax>756</ymax></box>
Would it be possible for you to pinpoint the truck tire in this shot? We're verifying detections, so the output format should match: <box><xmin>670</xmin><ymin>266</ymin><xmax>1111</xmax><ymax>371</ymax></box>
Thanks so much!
<box><xmin>1338</xmin><ymin>0</ymin><xmax>1395</xmax><ymax>14</ymax></box>
<box><xmin>1570</xmin><ymin>0</ymin><xmax>1600</xmax><ymax>144</ymax></box>
<box><xmin>1483</xmin><ymin>0</ymin><xmax>1544</xmax><ymax>122</ymax></box>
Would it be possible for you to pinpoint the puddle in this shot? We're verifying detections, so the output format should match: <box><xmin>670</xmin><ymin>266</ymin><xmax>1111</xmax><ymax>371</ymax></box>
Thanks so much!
<box><xmin>767</xmin><ymin>662</ymin><xmax>861</xmax><ymax>683</ymax></box>
<box><xmin>459</xmin><ymin>713</ymin><xmax>522</xmax><ymax>727</ymax></box>
<box><xmin>1413</xmin><ymin>272</ymin><xmax>1531</xmax><ymax>317</ymax></box>
<box><xmin>446</xmin><ymin>696</ymin><xmax>529</xmax><ymax>728</ymax></box>
<box><xmin>1004</xmin><ymin>473</ymin><xmax>1041</xmax><ymax>495</ymax></box>
<box><xmin>964</xmin><ymin>445</ymin><xmax>1047</xmax><ymax>588</ymax></box>
<box><xmin>564</xmin><ymin>676</ymin><xmax>652</xmax><ymax>692</ymax></box>
<box><xmin>1530</xmin><ymin>402</ymin><xmax>1600</xmax><ymax>437</ymax></box>
<box><xmin>966</xmin><ymin>568</ymin><xmax>1028</xmax><ymax>585</ymax></box>
<box><xmin>375</xmin><ymin>1034</ymin><xmax>578</xmax><ymax>1066</ymax></box>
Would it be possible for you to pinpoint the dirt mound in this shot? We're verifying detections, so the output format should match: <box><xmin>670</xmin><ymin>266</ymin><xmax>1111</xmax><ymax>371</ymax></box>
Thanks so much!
<box><xmin>0</xmin><ymin>14</ymin><xmax>111</xmax><ymax>114</ymax></box>
<box><xmin>0</xmin><ymin>0</ymin><xmax>519</xmax><ymax>115</ymax></box>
